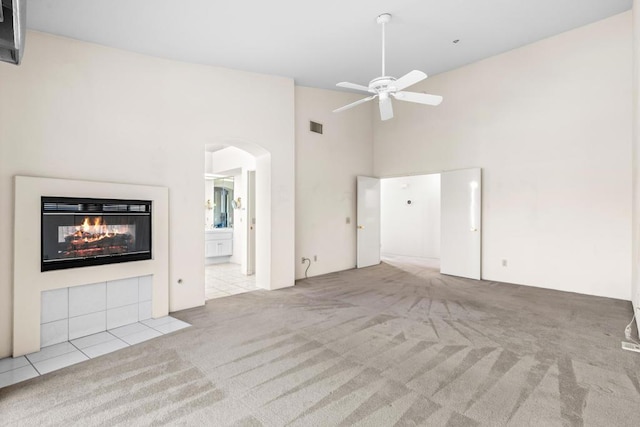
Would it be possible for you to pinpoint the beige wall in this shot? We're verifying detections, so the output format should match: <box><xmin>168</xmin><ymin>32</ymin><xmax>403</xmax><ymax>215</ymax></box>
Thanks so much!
<box><xmin>295</xmin><ymin>86</ymin><xmax>373</xmax><ymax>278</ymax></box>
<box><xmin>374</xmin><ymin>12</ymin><xmax>633</xmax><ymax>300</ymax></box>
<box><xmin>0</xmin><ymin>31</ymin><xmax>295</xmax><ymax>358</ymax></box>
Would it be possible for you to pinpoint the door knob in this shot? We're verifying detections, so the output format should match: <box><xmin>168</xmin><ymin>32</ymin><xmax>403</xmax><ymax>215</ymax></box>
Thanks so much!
<box><xmin>358</xmin><ymin>225</ymin><xmax>365</xmax><ymax>229</ymax></box>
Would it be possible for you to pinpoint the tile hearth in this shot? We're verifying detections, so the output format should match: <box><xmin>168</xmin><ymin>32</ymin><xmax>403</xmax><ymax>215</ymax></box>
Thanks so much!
<box><xmin>0</xmin><ymin>316</ymin><xmax>190</xmax><ymax>389</ymax></box>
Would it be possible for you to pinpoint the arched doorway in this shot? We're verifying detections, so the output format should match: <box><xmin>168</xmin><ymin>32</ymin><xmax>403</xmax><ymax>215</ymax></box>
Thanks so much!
<box><xmin>204</xmin><ymin>140</ymin><xmax>272</xmax><ymax>294</ymax></box>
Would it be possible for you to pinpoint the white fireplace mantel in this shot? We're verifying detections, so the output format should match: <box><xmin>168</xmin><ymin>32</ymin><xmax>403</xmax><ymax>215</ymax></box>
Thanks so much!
<box><xmin>13</xmin><ymin>176</ymin><xmax>169</xmax><ymax>357</ymax></box>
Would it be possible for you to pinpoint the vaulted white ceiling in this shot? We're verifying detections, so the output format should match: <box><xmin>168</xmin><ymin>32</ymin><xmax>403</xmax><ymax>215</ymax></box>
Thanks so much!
<box><xmin>27</xmin><ymin>0</ymin><xmax>632</xmax><ymax>90</ymax></box>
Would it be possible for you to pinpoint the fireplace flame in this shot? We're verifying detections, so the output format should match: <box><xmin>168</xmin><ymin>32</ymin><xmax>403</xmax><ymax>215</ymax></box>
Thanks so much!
<box><xmin>80</xmin><ymin>217</ymin><xmax>91</xmax><ymax>233</ymax></box>
<box><xmin>75</xmin><ymin>217</ymin><xmax>114</xmax><ymax>240</ymax></box>
<box><xmin>56</xmin><ymin>216</ymin><xmax>135</xmax><ymax>260</ymax></box>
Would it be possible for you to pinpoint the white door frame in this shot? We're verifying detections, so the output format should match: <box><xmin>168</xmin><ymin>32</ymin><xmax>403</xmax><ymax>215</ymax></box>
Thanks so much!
<box><xmin>245</xmin><ymin>169</ymin><xmax>256</xmax><ymax>275</ymax></box>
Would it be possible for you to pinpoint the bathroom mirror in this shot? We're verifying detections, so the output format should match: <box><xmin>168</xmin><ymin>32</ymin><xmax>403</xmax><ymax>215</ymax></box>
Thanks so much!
<box><xmin>212</xmin><ymin>177</ymin><xmax>234</xmax><ymax>228</ymax></box>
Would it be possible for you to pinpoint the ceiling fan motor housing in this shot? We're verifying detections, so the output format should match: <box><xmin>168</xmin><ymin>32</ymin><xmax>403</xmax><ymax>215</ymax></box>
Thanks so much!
<box><xmin>369</xmin><ymin>76</ymin><xmax>397</xmax><ymax>93</ymax></box>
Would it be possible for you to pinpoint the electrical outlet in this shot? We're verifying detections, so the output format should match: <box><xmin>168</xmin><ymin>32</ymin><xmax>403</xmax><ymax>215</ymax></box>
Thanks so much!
<box><xmin>625</xmin><ymin>326</ymin><xmax>632</xmax><ymax>341</ymax></box>
<box><xmin>301</xmin><ymin>257</ymin><xmax>305</xmax><ymax>264</ymax></box>
<box><xmin>622</xmin><ymin>341</ymin><xmax>640</xmax><ymax>353</ymax></box>
<box><xmin>502</xmin><ymin>259</ymin><xmax>508</xmax><ymax>267</ymax></box>
<box><xmin>346</xmin><ymin>217</ymin><xmax>351</xmax><ymax>224</ymax></box>
<box><xmin>314</xmin><ymin>255</ymin><xmax>317</xmax><ymax>262</ymax></box>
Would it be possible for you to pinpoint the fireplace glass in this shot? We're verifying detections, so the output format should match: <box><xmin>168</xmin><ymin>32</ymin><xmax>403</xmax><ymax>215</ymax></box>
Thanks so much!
<box><xmin>42</xmin><ymin>197</ymin><xmax>152</xmax><ymax>271</ymax></box>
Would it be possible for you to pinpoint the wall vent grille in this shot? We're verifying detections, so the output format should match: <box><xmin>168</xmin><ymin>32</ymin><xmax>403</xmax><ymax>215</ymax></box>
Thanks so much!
<box><xmin>310</xmin><ymin>121</ymin><xmax>323</xmax><ymax>134</ymax></box>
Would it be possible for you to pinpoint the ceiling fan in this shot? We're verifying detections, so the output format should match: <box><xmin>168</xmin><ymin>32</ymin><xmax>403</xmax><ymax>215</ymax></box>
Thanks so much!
<box><xmin>333</xmin><ymin>13</ymin><xmax>443</xmax><ymax>121</ymax></box>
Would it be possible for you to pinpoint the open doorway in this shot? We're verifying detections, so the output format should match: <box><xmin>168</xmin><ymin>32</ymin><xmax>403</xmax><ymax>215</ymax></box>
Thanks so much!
<box><xmin>380</xmin><ymin>174</ymin><xmax>441</xmax><ymax>271</ymax></box>
<box><xmin>360</xmin><ymin>168</ymin><xmax>481</xmax><ymax>279</ymax></box>
<box><xmin>204</xmin><ymin>145</ymin><xmax>258</xmax><ymax>299</ymax></box>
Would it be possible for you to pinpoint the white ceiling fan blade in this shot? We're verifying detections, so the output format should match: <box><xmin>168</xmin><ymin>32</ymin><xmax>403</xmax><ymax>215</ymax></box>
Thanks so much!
<box><xmin>336</xmin><ymin>82</ymin><xmax>373</xmax><ymax>93</ymax></box>
<box><xmin>379</xmin><ymin>96</ymin><xmax>394</xmax><ymax>121</ymax></box>
<box><xmin>393</xmin><ymin>91</ymin><xmax>443</xmax><ymax>106</ymax></box>
<box><xmin>333</xmin><ymin>95</ymin><xmax>377</xmax><ymax>113</ymax></box>
<box><xmin>393</xmin><ymin>70</ymin><xmax>428</xmax><ymax>91</ymax></box>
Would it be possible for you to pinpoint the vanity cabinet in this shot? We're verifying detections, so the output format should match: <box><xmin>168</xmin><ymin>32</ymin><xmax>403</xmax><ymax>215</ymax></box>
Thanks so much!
<box><xmin>205</xmin><ymin>231</ymin><xmax>233</xmax><ymax>257</ymax></box>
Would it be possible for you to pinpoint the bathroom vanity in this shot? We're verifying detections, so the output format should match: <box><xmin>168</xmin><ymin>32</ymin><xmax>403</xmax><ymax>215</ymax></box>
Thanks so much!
<box><xmin>205</xmin><ymin>229</ymin><xmax>233</xmax><ymax>258</ymax></box>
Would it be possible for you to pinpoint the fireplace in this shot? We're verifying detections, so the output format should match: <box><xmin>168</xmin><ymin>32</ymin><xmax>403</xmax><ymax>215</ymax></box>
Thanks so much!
<box><xmin>41</xmin><ymin>197</ymin><xmax>152</xmax><ymax>271</ymax></box>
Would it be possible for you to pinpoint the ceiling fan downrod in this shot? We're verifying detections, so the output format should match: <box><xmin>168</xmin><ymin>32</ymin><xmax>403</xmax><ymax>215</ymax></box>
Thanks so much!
<box><xmin>377</xmin><ymin>13</ymin><xmax>391</xmax><ymax>77</ymax></box>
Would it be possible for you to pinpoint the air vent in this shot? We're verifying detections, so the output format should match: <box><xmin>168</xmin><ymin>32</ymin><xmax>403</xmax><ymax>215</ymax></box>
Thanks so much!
<box><xmin>309</xmin><ymin>121</ymin><xmax>323</xmax><ymax>134</ymax></box>
<box><xmin>0</xmin><ymin>0</ymin><xmax>26</xmax><ymax>65</ymax></box>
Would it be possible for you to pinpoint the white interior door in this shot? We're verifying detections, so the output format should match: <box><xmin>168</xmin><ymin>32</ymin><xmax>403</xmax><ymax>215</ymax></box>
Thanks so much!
<box><xmin>246</xmin><ymin>170</ymin><xmax>256</xmax><ymax>275</ymax></box>
<box><xmin>440</xmin><ymin>168</ymin><xmax>481</xmax><ymax>279</ymax></box>
<box><xmin>357</xmin><ymin>176</ymin><xmax>381</xmax><ymax>268</ymax></box>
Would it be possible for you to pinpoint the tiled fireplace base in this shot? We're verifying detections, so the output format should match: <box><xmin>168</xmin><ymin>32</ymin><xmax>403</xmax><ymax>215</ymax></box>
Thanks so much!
<box><xmin>0</xmin><ymin>316</ymin><xmax>190</xmax><ymax>389</ymax></box>
<box><xmin>41</xmin><ymin>275</ymin><xmax>153</xmax><ymax>347</ymax></box>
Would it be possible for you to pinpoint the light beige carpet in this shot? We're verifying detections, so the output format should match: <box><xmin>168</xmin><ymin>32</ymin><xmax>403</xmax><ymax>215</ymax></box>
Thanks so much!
<box><xmin>2</xmin><ymin>258</ymin><xmax>640</xmax><ymax>426</ymax></box>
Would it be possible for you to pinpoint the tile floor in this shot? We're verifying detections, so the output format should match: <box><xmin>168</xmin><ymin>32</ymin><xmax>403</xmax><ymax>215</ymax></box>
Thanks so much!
<box><xmin>0</xmin><ymin>316</ymin><xmax>190</xmax><ymax>389</ymax></box>
<box><xmin>205</xmin><ymin>262</ymin><xmax>258</xmax><ymax>300</ymax></box>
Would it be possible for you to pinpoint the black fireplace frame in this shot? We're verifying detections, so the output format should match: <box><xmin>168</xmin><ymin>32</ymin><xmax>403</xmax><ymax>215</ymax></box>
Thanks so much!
<box><xmin>41</xmin><ymin>196</ymin><xmax>152</xmax><ymax>272</ymax></box>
